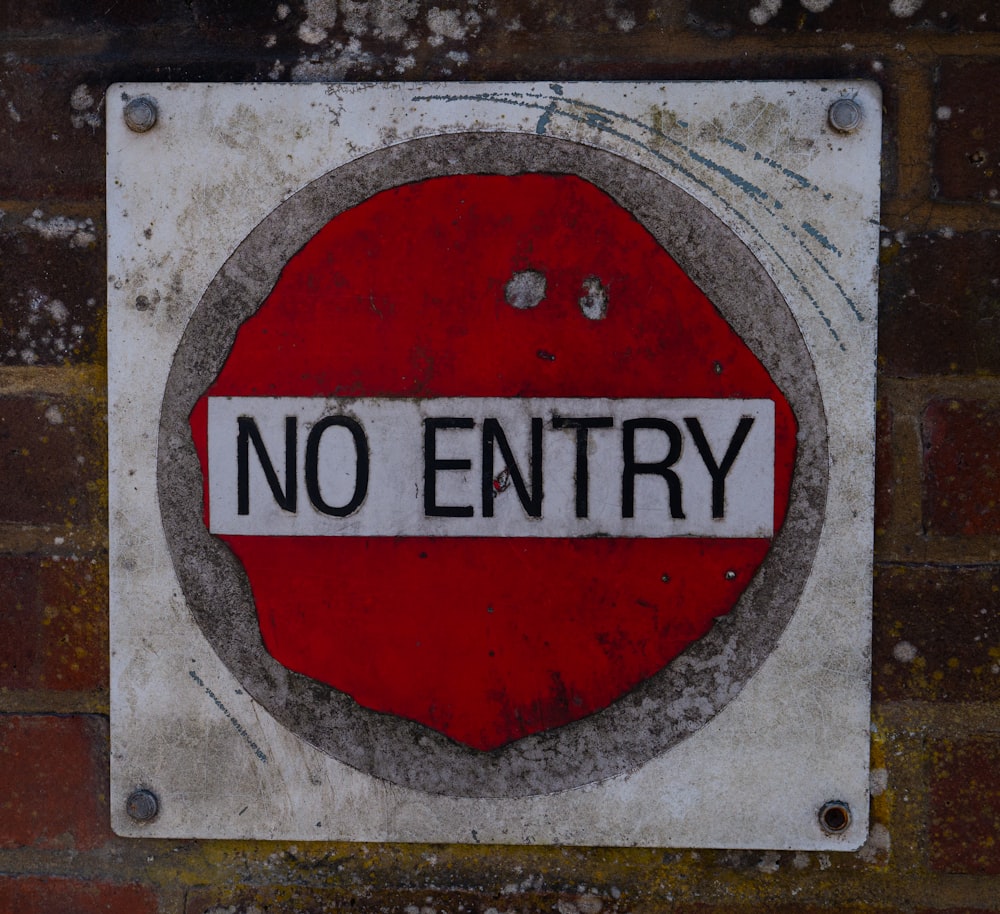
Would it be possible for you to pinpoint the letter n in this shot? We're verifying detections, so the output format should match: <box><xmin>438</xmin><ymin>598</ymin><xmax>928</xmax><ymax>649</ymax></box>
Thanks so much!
<box><xmin>237</xmin><ymin>416</ymin><xmax>297</xmax><ymax>514</ymax></box>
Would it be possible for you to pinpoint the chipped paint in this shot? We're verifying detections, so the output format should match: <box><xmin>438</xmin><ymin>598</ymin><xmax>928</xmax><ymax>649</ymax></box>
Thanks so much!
<box><xmin>4</xmin><ymin>288</ymin><xmax>87</xmax><ymax>365</ymax></box>
<box><xmin>297</xmin><ymin>0</ymin><xmax>339</xmax><ymax>43</ymax></box>
<box><xmin>69</xmin><ymin>84</ymin><xmax>102</xmax><ymax>130</ymax></box>
<box><xmin>23</xmin><ymin>210</ymin><xmax>96</xmax><ymax>247</ymax></box>
<box><xmin>287</xmin><ymin>0</ymin><xmax>487</xmax><ymax>79</ymax></box>
<box><xmin>749</xmin><ymin>0</ymin><xmax>782</xmax><ymax>25</ymax></box>
<box><xmin>578</xmin><ymin>276</ymin><xmax>609</xmax><ymax>320</ymax></box>
<box><xmin>746</xmin><ymin>0</ymin><xmax>927</xmax><ymax>23</ymax></box>
<box><xmin>504</xmin><ymin>269</ymin><xmax>546</xmax><ymax>310</ymax></box>
<box><xmin>889</xmin><ymin>0</ymin><xmax>924</xmax><ymax>16</ymax></box>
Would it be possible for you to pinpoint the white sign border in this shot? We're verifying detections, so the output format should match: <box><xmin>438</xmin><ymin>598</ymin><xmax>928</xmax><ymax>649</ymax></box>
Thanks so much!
<box><xmin>108</xmin><ymin>81</ymin><xmax>879</xmax><ymax>849</ymax></box>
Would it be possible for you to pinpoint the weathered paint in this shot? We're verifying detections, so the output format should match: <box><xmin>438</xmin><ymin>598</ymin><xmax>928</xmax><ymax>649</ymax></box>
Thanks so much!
<box><xmin>107</xmin><ymin>81</ymin><xmax>879</xmax><ymax>848</ymax></box>
<box><xmin>155</xmin><ymin>128</ymin><xmax>828</xmax><ymax>802</ymax></box>
<box><xmin>185</xmin><ymin>165</ymin><xmax>794</xmax><ymax>755</ymax></box>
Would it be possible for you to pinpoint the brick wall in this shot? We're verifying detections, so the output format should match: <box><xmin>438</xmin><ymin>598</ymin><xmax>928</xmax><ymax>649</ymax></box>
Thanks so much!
<box><xmin>1</xmin><ymin>1</ymin><xmax>998</xmax><ymax>911</ymax></box>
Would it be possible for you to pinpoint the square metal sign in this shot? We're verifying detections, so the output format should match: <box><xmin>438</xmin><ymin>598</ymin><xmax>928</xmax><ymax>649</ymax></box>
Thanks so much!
<box><xmin>108</xmin><ymin>81</ymin><xmax>880</xmax><ymax>848</ymax></box>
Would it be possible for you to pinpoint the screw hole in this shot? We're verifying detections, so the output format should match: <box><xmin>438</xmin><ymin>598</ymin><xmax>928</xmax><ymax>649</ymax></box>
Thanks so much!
<box><xmin>819</xmin><ymin>800</ymin><xmax>851</xmax><ymax>834</ymax></box>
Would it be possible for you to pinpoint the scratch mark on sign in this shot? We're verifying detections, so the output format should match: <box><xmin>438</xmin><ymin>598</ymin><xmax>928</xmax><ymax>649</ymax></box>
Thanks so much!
<box><xmin>535</xmin><ymin>99</ymin><xmax>557</xmax><ymax>135</ymax></box>
<box><xmin>719</xmin><ymin>137</ymin><xmax>748</xmax><ymax>153</ymax></box>
<box><xmin>794</xmin><ymin>233</ymin><xmax>865</xmax><ymax>323</ymax></box>
<box><xmin>189</xmin><ymin>669</ymin><xmax>268</xmax><ymax>763</ymax></box>
<box><xmin>493</xmin><ymin>467</ymin><xmax>511</xmax><ymax>493</ymax></box>
<box><xmin>541</xmin><ymin>93</ymin><xmax>858</xmax><ymax>346</ymax></box>
<box><xmin>412</xmin><ymin>88</ymin><xmax>866</xmax><ymax>352</ymax></box>
<box><xmin>801</xmin><ymin>221</ymin><xmax>842</xmax><ymax>257</ymax></box>
<box><xmin>686</xmin><ymin>147</ymin><xmax>770</xmax><ymax>201</ymax></box>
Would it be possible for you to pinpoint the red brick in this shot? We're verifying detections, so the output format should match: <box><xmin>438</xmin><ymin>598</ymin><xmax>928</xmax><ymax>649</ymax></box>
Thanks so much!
<box><xmin>0</xmin><ymin>876</ymin><xmax>158</xmax><ymax>914</ymax></box>
<box><xmin>922</xmin><ymin>398</ymin><xmax>1000</xmax><ymax>536</ymax></box>
<box><xmin>0</xmin><ymin>394</ymin><xmax>103</xmax><ymax>528</ymax></box>
<box><xmin>0</xmin><ymin>211</ymin><xmax>104</xmax><ymax>366</ymax></box>
<box><xmin>187</xmin><ymin>887</ymin><xmax>632</xmax><ymax>914</ymax></box>
<box><xmin>689</xmin><ymin>0</ymin><xmax>997</xmax><ymax>34</ymax></box>
<box><xmin>930</xmin><ymin>737</ymin><xmax>1000</xmax><ymax>874</ymax></box>
<box><xmin>934</xmin><ymin>60</ymin><xmax>1000</xmax><ymax>203</ymax></box>
<box><xmin>0</xmin><ymin>715</ymin><xmax>111</xmax><ymax>850</ymax></box>
<box><xmin>0</xmin><ymin>0</ymin><xmax>185</xmax><ymax>33</ymax></box>
<box><xmin>873</xmin><ymin>564</ymin><xmax>1000</xmax><ymax>702</ymax></box>
<box><xmin>0</xmin><ymin>58</ymin><xmax>104</xmax><ymax>200</ymax></box>
<box><xmin>874</xmin><ymin>396</ymin><xmax>894</xmax><ymax>533</ymax></box>
<box><xmin>879</xmin><ymin>232</ymin><xmax>1000</xmax><ymax>377</ymax></box>
<box><xmin>917</xmin><ymin>910</ymin><xmax>999</xmax><ymax>914</ymax></box>
<box><xmin>471</xmin><ymin>0</ymin><xmax>665</xmax><ymax>34</ymax></box>
<box><xmin>0</xmin><ymin>555</ymin><xmax>108</xmax><ymax>692</ymax></box>
<box><xmin>674</xmin><ymin>906</ymin><xmax>898</xmax><ymax>914</ymax></box>
<box><xmin>189</xmin><ymin>0</ymin><xmax>315</xmax><ymax>35</ymax></box>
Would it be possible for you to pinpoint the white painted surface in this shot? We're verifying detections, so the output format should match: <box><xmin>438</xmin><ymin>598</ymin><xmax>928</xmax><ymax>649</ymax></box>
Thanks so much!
<box><xmin>207</xmin><ymin>397</ymin><xmax>775</xmax><ymax>538</ymax></box>
<box><xmin>108</xmin><ymin>81</ymin><xmax>879</xmax><ymax>848</ymax></box>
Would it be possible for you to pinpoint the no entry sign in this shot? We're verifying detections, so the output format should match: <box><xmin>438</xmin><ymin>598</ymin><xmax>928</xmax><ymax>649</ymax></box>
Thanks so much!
<box><xmin>108</xmin><ymin>82</ymin><xmax>880</xmax><ymax>847</ymax></box>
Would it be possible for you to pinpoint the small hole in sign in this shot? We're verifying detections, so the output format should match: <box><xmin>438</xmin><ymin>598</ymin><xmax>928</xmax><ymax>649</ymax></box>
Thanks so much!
<box><xmin>819</xmin><ymin>801</ymin><xmax>851</xmax><ymax>834</ymax></box>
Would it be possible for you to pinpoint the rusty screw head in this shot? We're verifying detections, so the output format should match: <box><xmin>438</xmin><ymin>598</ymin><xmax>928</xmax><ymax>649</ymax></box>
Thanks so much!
<box><xmin>126</xmin><ymin>788</ymin><xmax>159</xmax><ymax>823</ymax></box>
<box><xmin>828</xmin><ymin>98</ymin><xmax>862</xmax><ymax>134</ymax></box>
<box><xmin>818</xmin><ymin>800</ymin><xmax>851</xmax><ymax>834</ymax></box>
<box><xmin>124</xmin><ymin>96</ymin><xmax>158</xmax><ymax>133</ymax></box>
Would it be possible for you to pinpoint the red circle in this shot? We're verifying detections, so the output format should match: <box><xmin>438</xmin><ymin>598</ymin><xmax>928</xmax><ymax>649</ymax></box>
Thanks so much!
<box><xmin>192</xmin><ymin>174</ymin><xmax>796</xmax><ymax>750</ymax></box>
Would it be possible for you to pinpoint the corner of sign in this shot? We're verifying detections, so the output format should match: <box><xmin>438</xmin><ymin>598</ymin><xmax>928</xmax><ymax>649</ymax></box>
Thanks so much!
<box><xmin>844</xmin><ymin>80</ymin><xmax>884</xmax><ymax>130</ymax></box>
<box><xmin>822</xmin><ymin>799</ymin><xmax>872</xmax><ymax>854</ymax></box>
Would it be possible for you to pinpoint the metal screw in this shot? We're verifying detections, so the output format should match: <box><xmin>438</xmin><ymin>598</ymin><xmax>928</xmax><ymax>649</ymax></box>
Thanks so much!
<box><xmin>724</xmin><ymin>569</ymin><xmax>736</xmax><ymax>580</ymax></box>
<box><xmin>828</xmin><ymin>98</ymin><xmax>862</xmax><ymax>134</ymax></box>
<box><xmin>124</xmin><ymin>96</ymin><xmax>158</xmax><ymax>133</ymax></box>
<box><xmin>135</xmin><ymin>295</ymin><xmax>151</xmax><ymax>311</ymax></box>
<box><xmin>818</xmin><ymin>800</ymin><xmax>851</xmax><ymax>834</ymax></box>
<box><xmin>126</xmin><ymin>788</ymin><xmax>159</xmax><ymax>822</ymax></box>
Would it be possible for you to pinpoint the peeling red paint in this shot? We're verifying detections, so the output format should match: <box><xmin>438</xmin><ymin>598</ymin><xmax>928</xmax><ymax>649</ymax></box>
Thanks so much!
<box><xmin>192</xmin><ymin>172</ymin><xmax>795</xmax><ymax>750</ymax></box>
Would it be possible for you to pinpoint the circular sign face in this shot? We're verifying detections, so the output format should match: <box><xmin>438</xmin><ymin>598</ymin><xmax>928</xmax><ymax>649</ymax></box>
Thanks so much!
<box><xmin>159</xmin><ymin>133</ymin><xmax>828</xmax><ymax>797</ymax></box>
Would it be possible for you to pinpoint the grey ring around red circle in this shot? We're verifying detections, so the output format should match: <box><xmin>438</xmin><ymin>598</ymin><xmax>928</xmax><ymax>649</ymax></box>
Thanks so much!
<box><xmin>157</xmin><ymin>132</ymin><xmax>829</xmax><ymax>798</ymax></box>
